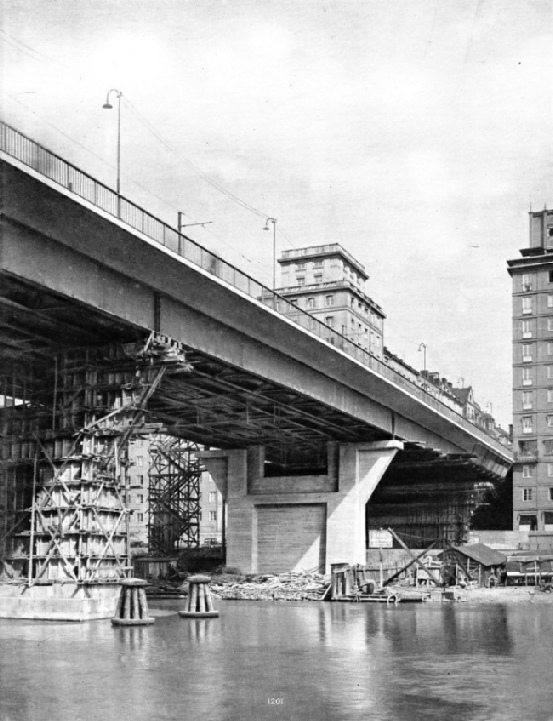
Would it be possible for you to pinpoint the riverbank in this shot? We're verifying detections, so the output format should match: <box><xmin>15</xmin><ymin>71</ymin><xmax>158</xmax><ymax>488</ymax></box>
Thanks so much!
<box><xmin>165</xmin><ymin>571</ymin><xmax>553</xmax><ymax>605</ymax></box>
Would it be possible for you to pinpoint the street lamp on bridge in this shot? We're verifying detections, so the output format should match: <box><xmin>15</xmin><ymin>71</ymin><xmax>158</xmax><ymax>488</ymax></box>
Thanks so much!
<box><xmin>263</xmin><ymin>217</ymin><xmax>277</xmax><ymax>290</ymax></box>
<box><xmin>102</xmin><ymin>89</ymin><xmax>123</xmax><ymax>214</ymax></box>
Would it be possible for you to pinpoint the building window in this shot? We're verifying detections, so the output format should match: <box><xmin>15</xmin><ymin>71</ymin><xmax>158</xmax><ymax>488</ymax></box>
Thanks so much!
<box><xmin>522</xmin><ymin>297</ymin><xmax>532</xmax><ymax>315</ymax></box>
<box><xmin>548</xmin><ymin>465</ymin><xmax>553</xmax><ymax>478</ymax></box>
<box><xmin>307</xmin><ymin>297</ymin><xmax>315</xmax><ymax>308</ymax></box>
<box><xmin>289</xmin><ymin>298</ymin><xmax>298</xmax><ymax>307</ymax></box>
<box><xmin>137</xmin><ymin>494</ymin><xmax>144</xmax><ymax>503</ymax></box>
<box><xmin>549</xmin><ymin>488</ymin><xmax>553</xmax><ymax>501</ymax></box>
<box><xmin>522</xmin><ymin>416</ymin><xmax>533</xmax><ymax>434</ymax></box>
<box><xmin>136</xmin><ymin>456</ymin><xmax>143</xmax><ymax>467</ymax></box>
<box><xmin>544</xmin><ymin>440</ymin><xmax>553</xmax><ymax>455</ymax></box>
<box><xmin>548</xmin><ymin>390</ymin><xmax>553</xmax><ymax>403</ymax></box>
<box><xmin>549</xmin><ymin>270</ymin><xmax>553</xmax><ymax>283</ymax></box>
<box><xmin>296</xmin><ymin>262</ymin><xmax>305</xmax><ymax>270</ymax></box>
<box><xmin>549</xmin><ymin>318</ymin><xmax>553</xmax><ymax>332</ymax></box>
<box><xmin>313</xmin><ymin>261</ymin><xmax>323</xmax><ymax>268</ymax></box>
<box><xmin>522</xmin><ymin>488</ymin><xmax>533</xmax><ymax>502</ymax></box>
<box><xmin>522</xmin><ymin>274</ymin><xmax>532</xmax><ymax>291</ymax></box>
<box><xmin>522</xmin><ymin>344</ymin><xmax>532</xmax><ymax>362</ymax></box>
<box><xmin>208</xmin><ymin>491</ymin><xmax>217</xmax><ymax>503</ymax></box>
<box><xmin>296</xmin><ymin>277</ymin><xmax>305</xmax><ymax>286</ymax></box>
<box><xmin>522</xmin><ymin>368</ymin><xmax>532</xmax><ymax>386</ymax></box>
<box><xmin>307</xmin><ymin>317</ymin><xmax>315</xmax><ymax>330</ymax></box>
<box><xmin>136</xmin><ymin>475</ymin><xmax>143</xmax><ymax>486</ymax></box>
<box><xmin>548</xmin><ymin>295</ymin><xmax>553</xmax><ymax>308</ymax></box>
<box><xmin>522</xmin><ymin>320</ymin><xmax>532</xmax><ymax>338</ymax></box>
<box><xmin>209</xmin><ymin>511</ymin><xmax>217</xmax><ymax>521</ymax></box>
<box><xmin>522</xmin><ymin>465</ymin><xmax>531</xmax><ymax>478</ymax></box>
<box><xmin>547</xmin><ymin>415</ymin><xmax>553</xmax><ymax>428</ymax></box>
<box><xmin>313</xmin><ymin>274</ymin><xmax>323</xmax><ymax>283</ymax></box>
<box><xmin>325</xmin><ymin>316</ymin><xmax>334</xmax><ymax>327</ymax></box>
<box><xmin>136</xmin><ymin>513</ymin><xmax>143</xmax><ymax>522</ymax></box>
<box><xmin>548</xmin><ymin>366</ymin><xmax>553</xmax><ymax>379</ymax></box>
<box><xmin>519</xmin><ymin>440</ymin><xmax>537</xmax><ymax>456</ymax></box>
<box><xmin>523</xmin><ymin>391</ymin><xmax>532</xmax><ymax>409</ymax></box>
<box><xmin>325</xmin><ymin>295</ymin><xmax>334</xmax><ymax>307</ymax></box>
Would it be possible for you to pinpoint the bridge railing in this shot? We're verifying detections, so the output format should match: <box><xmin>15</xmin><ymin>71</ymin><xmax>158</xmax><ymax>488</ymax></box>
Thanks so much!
<box><xmin>0</xmin><ymin>120</ymin><xmax>509</xmax><ymax>456</ymax></box>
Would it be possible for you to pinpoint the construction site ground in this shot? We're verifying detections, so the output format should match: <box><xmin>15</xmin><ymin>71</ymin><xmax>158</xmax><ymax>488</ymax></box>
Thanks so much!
<box><xmin>143</xmin><ymin>569</ymin><xmax>553</xmax><ymax>604</ymax></box>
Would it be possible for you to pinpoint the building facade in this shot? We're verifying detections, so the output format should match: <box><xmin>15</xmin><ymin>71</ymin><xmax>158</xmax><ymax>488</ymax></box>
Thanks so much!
<box><xmin>508</xmin><ymin>208</ymin><xmax>553</xmax><ymax>532</ymax></box>
<box><xmin>199</xmin><ymin>472</ymin><xmax>224</xmax><ymax>545</ymax></box>
<box><xmin>275</xmin><ymin>244</ymin><xmax>385</xmax><ymax>358</ymax></box>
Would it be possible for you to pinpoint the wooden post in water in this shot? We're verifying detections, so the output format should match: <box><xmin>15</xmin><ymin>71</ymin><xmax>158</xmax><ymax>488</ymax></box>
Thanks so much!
<box><xmin>111</xmin><ymin>578</ymin><xmax>154</xmax><ymax>626</ymax></box>
<box><xmin>179</xmin><ymin>575</ymin><xmax>219</xmax><ymax>618</ymax></box>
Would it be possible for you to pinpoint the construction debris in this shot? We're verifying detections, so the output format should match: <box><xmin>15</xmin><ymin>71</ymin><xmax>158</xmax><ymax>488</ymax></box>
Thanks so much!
<box><xmin>210</xmin><ymin>570</ymin><xmax>330</xmax><ymax>602</ymax></box>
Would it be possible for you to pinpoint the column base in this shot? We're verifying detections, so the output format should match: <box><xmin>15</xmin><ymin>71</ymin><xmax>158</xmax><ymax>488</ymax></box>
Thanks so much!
<box><xmin>0</xmin><ymin>582</ymin><xmax>120</xmax><ymax>621</ymax></box>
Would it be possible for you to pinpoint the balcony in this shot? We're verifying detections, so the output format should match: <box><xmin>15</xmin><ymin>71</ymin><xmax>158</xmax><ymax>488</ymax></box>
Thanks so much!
<box><xmin>513</xmin><ymin>452</ymin><xmax>539</xmax><ymax>463</ymax></box>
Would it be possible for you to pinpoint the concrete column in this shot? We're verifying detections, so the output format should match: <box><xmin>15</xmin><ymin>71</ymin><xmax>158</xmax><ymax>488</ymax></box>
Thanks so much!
<box><xmin>325</xmin><ymin>441</ymin><xmax>403</xmax><ymax>570</ymax></box>
<box><xmin>199</xmin><ymin>441</ymin><xmax>403</xmax><ymax>575</ymax></box>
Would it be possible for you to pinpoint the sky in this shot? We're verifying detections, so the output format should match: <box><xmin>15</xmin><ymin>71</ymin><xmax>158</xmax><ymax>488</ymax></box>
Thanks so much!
<box><xmin>1</xmin><ymin>0</ymin><xmax>552</xmax><ymax>428</ymax></box>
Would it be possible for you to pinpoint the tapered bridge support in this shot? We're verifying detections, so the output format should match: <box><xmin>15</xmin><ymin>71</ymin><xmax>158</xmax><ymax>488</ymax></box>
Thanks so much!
<box><xmin>199</xmin><ymin>441</ymin><xmax>403</xmax><ymax>575</ymax></box>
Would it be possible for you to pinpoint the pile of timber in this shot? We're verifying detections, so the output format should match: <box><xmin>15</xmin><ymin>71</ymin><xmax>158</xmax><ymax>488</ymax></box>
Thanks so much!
<box><xmin>211</xmin><ymin>571</ymin><xmax>330</xmax><ymax>602</ymax></box>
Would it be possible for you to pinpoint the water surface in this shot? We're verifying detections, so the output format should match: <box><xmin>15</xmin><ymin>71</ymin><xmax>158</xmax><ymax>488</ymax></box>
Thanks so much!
<box><xmin>1</xmin><ymin>600</ymin><xmax>552</xmax><ymax>721</ymax></box>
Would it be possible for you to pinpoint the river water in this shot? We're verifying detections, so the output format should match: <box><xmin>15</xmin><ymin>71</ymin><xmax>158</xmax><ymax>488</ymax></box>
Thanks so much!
<box><xmin>1</xmin><ymin>599</ymin><xmax>552</xmax><ymax>721</ymax></box>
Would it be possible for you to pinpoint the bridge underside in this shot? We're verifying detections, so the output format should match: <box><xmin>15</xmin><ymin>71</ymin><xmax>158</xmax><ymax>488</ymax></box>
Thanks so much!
<box><xmin>368</xmin><ymin>445</ymin><xmax>496</xmax><ymax>547</ymax></box>
<box><xmin>0</xmin><ymin>269</ymin><xmax>503</xmax><ymax>581</ymax></box>
<box><xmin>0</xmin><ymin>270</ymin><xmax>389</xmax><ymax>470</ymax></box>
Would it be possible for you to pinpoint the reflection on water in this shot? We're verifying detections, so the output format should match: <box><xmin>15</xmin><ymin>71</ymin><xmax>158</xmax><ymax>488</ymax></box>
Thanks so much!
<box><xmin>1</xmin><ymin>601</ymin><xmax>552</xmax><ymax>721</ymax></box>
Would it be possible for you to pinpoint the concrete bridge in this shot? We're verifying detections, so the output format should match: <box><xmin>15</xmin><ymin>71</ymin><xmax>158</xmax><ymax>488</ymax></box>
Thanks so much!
<box><xmin>0</xmin><ymin>121</ymin><xmax>511</xmax><ymax>584</ymax></box>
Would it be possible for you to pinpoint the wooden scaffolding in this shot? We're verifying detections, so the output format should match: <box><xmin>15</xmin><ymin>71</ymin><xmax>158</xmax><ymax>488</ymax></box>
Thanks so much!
<box><xmin>0</xmin><ymin>334</ymin><xmax>191</xmax><ymax>584</ymax></box>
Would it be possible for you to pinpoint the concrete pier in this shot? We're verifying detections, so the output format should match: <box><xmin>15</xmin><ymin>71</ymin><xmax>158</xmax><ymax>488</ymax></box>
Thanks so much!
<box><xmin>0</xmin><ymin>582</ymin><xmax>120</xmax><ymax>621</ymax></box>
<box><xmin>199</xmin><ymin>441</ymin><xmax>403</xmax><ymax>575</ymax></box>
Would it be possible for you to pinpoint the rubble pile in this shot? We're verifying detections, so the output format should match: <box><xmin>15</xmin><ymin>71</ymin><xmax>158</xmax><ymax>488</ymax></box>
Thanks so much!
<box><xmin>211</xmin><ymin>570</ymin><xmax>330</xmax><ymax>602</ymax></box>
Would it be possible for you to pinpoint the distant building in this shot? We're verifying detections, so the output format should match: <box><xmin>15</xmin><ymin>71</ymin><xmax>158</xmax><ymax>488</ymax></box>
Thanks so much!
<box><xmin>451</xmin><ymin>385</ymin><xmax>481</xmax><ymax>424</ymax></box>
<box><xmin>199</xmin><ymin>472</ymin><xmax>224</xmax><ymax>545</ymax></box>
<box><xmin>275</xmin><ymin>244</ymin><xmax>385</xmax><ymax>358</ymax></box>
<box><xmin>507</xmin><ymin>207</ymin><xmax>553</xmax><ymax>533</ymax></box>
<box><xmin>126</xmin><ymin>435</ymin><xmax>151</xmax><ymax>547</ymax></box>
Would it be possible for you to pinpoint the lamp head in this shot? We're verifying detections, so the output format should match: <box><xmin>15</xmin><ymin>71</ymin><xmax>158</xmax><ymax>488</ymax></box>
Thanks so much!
<box><xmin>103</xmin><ymin>102</ymin><xmax>113</xmax><ymax>110</ymax></box>
<box><xmin>263</xmin><ymin>223</ymin><xmax>270</xmax><ymax>231</ymax></box>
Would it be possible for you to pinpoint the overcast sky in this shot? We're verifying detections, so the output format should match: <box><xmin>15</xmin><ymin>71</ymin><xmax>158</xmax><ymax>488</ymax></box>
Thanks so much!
<box><xmin>1</xmin><ymin>0</ymin><xmax>552</xmax><ymax>428</ymax></box>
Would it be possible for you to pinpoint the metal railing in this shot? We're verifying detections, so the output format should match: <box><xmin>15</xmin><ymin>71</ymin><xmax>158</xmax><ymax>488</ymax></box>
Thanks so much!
<box><xmin>0</xmin><ymin>119</ymin><xmax>510</xmax><ymax>457</ymax></box>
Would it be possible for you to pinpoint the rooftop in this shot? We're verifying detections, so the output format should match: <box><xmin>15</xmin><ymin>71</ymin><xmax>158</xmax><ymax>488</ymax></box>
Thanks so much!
<box><xmin>278</xmin><ymin>244</ymin><xmax>368</xmax><ymax>279</ymax></box>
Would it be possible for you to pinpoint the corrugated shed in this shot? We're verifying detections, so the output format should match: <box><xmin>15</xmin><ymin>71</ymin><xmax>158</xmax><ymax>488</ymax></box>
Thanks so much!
<box><xmin>443</xmin><ymin>543</ymin><xmax>507</xmax><ymax>567</ymax></box>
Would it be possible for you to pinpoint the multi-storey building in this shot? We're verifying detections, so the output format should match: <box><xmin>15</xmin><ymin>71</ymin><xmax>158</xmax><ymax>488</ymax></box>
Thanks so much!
<box><xmin>275</xmin><ymin>244</ymin><xmax>385</xmax><ymax>358</ymax></box>
<box><xmin>508</xmin><ymin>208</ymin><xmax>553</xmax><ymax>532</ymax></box>
<box><xmin>199</xmin><ymin>473</ymin><xmax>224</xmax><ymax>545</ymax></box>
<box><xmin>126</xmin><ymin>435</ymin><xmax>151</xmax><ymax>547</ymax></box>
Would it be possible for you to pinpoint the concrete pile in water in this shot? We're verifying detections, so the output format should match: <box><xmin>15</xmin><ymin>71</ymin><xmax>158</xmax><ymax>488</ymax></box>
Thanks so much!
<box><xmin>210</xmin><ymin>571</ymin><xmax>330</xmax><ymax>602</ymax></box>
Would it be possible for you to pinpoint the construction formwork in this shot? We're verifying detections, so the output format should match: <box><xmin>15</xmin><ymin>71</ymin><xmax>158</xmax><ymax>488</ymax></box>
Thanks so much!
<box><xmin>147</xmin><ymin>436</ymin><xmax>202</xmax><ymax>555</ymax></box>
<box><xmin>0</xmin><ymin>334</ymin><xmax>191</xmax><ymax>588</ymax></box>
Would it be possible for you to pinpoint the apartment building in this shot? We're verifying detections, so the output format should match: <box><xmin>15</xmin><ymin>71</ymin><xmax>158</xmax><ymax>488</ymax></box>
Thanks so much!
<box><xmin>275</xmin><ymin>244</ymin><xmax>385</xmax><ymax>358</ymax></box>
<box><xmin>507</xmin><ymin>208</ymin><xmax>553</xmax><ymax>532</ymax></box>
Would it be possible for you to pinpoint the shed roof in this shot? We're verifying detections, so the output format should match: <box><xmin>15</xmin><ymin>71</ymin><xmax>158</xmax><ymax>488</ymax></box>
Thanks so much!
<box><xmin>443</xmin><ymin>543</ymin><xmax>507</xmax><ymax>567</ymax></box>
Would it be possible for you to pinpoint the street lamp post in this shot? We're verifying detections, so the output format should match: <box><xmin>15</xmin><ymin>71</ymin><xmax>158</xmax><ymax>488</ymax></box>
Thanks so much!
<box><xmin>177</xmin><ymin>212</ymin><xmax>213</xmax><ymax>255</ymax></box>
<box><xmin>263</xmin><ymin>218</ymin><xmax>277</xmax><ymax>290</ymax></box>
<box><xmin>418</xmin><ymin>342</ymin><xmax>427</xmax><ymax>373</ymax></box>
<box><xmin>102</xmin><ymin>89</ymin><xmax>122</xmax><ymax>215</ymax></box>
<box><xmin>418</xmin><ymin>343</ymin><xmax>427</xmax><ymax>389</ymax></box>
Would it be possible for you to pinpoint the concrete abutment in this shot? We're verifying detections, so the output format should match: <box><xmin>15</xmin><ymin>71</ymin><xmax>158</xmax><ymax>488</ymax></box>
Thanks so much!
<box><xmin>199</xmin><ymin>441</ymin><xmax>403</xmax><ymax>575</ymax></box>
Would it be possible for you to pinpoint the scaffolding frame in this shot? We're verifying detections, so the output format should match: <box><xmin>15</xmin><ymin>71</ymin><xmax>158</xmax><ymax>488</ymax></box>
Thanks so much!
<box><xmin>0</xmin><ymin>334</ymin><xmax>191</xmax><ymax>584</ymax></box>
<box><xmin>147</xmin><ymin>436</ymin><xmax>202</xmax><ymax>555</ymax></box>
